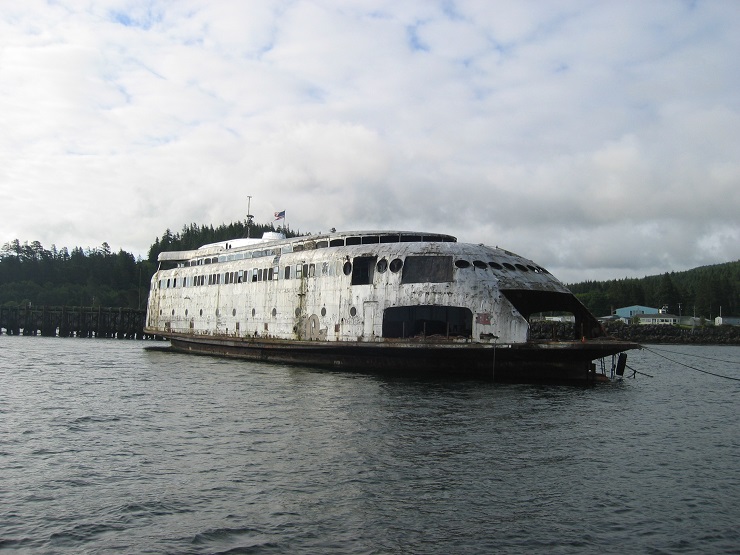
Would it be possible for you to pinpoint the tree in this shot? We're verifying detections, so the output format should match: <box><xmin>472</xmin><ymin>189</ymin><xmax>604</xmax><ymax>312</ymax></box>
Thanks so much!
<box><xmin>656</xmin><ymin>273</ymin><xmax>681</xmax><ymax>313</ymax></box>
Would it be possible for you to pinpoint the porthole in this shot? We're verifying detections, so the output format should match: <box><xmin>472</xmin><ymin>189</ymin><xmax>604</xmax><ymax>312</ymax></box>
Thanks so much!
<box><xmin>527</xmin><ymin>265</ymin><xmax>538</xmax><ymax>272</ymax></box>
<box><xmin>295</xmin><ymin>307</ymin><xmax>301</xmax><ymax>317</ymax></box>
<box><xmin>252</xmin><ymin>308</ymin><xmax>256</xmax><ymax>317</ymax></box>
<box><xmin>350</xmin><ymin>306</ymin><xmax>357</xmax><ymax>317</ymax></box>
<box><xmin>473</xmin><ymin>260</ymin><xmax>487</xmax><ymax>269</ymax></box>
<box><xmin>489</xmin><ymin>262</ymin><xmax>503</xmax><ymax>270</ymax></box>
<box><xmin>272</xmin><ymin>308</ymin><xmax>277</xmax><ymax>317</ymax></box>
<box><xmin>515</xmin><ymin>264</ymin><xmax>529</xmax><ymax>272</ymax></box>
<box><xmin>455</xmin><ymin>260</ymin><xmax>471</xmax><ymax>268</ymax></box>
<box><xmin>503</xmin><ymin>263</ymin><xmax>516</xmax><ymax>271</ymax></box>
<box><xmin>199</xmin><ymin>309</ymin><xmax>203</xmax><ymax>316</ymax></box>
<box><xmin>185</xmin><ymin>309</ymin><xmax>188</xmax><ymax>316</ymax></box>
<box><xmin>389</xmin><ymin>258</ymin><xmax>403</xmax><ymax>272</ymax></box>
<box><xmin>376</xmin><ymin>258</ymin><xmax>388</xmax><ymax>273</ymax></box>
<box><xmin>232</xmin><ymin>308</ymin><xmax>237</xmax><ymax>316</ymax></box>
<box><xmin>343</xmin><ymin>261</ymin><xmax>352</xmax><ymax>275</ymax></box>
<box><xmin>159</xmin><ymin>309</ymin><xmax>162</xmax><ymax>315</ymax></box>
<box><xmin>321</xmin><ymin>307</ymin><xmax>327</xmax><ymax>317</ymax></box>
<box><xmin>171</xmin><ymin>309</ymin><xmax>175</xmax><ymax>316</ymax></box>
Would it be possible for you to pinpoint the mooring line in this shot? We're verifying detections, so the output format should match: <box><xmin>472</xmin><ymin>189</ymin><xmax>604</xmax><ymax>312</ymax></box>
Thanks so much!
<box><xmin>624</xmin><ymin>363</ymin><xmax>653</xmax><ymax>378</ymax></box>
<box><xmin>644</xmin><ymin>346</ymin><xmax>740</xmax><ymax>381</ymax></box>
<box><xmin>645</xmin><ymin>345</ymin><xmax>740</xmax><ymax>365</ymax></box>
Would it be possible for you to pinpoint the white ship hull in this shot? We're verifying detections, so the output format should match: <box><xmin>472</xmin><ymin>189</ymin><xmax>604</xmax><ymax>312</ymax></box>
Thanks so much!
<box><xmin>145</xmin><ymin>230</ymin><xmax>638</xmax><ymax>381</ymax></box>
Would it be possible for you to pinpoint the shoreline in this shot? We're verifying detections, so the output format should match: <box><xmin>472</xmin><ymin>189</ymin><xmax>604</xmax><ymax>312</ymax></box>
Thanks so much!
<box><xmin>531</xmin><ymin>321</ymin><xmax>740</xmax><ymax>346</ymax></box>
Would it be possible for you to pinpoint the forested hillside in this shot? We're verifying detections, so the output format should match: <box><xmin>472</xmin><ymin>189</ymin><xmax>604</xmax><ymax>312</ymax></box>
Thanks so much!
<box><xmin>0</xmin><ymin>239</ymin><xmax>154</xmax><ymax>308</ymax></box>
<box><xmin>569</xmin><ymin>261</ymin><xmax>740</xmax><ymax>319</ymax></box>
<box><xmin>0</xmin><ymin>220</ymin><xmax>293</xmax><ymax>308</ymax></box>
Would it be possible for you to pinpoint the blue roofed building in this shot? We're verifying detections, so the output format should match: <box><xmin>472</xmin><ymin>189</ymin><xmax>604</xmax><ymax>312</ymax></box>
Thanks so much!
<box><xmin>615</xmin><ymin>305</ymin><xmax>658</xmax><ymax>321</ymax></box>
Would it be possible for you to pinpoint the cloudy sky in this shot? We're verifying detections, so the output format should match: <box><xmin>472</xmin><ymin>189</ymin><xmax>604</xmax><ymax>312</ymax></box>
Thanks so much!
<box><xmin>1</xmin><ymin>0</ymin><xmax>738</xmax><ymax>283</ymax></box>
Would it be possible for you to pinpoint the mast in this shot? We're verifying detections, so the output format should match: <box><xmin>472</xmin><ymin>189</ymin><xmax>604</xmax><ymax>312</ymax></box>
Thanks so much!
<box><xmin>246</xmin><ymin>195</ymin><xmax>253</xmax><ymax>238</ymax></box>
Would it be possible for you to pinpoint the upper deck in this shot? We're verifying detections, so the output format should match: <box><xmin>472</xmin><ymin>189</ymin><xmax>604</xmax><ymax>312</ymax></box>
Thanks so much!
<box><xmin>158</xmin><ymin>230</ymin><xmax>457</xmax><ymax>264</ymax></box>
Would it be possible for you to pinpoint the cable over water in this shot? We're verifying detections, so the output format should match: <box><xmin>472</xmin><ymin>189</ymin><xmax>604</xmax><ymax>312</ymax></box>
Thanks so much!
<box><xmin>643</xmin><ymin>345</ymin><xmax>740</xmax><ymax>381</ymax></box>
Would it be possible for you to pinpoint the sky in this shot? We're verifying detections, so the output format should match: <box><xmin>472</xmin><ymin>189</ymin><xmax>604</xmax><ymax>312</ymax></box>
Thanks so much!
<box><xmin>1</xmin><ymin>0</ymin><xmax>738</xmax><ymax>283</ymax></box>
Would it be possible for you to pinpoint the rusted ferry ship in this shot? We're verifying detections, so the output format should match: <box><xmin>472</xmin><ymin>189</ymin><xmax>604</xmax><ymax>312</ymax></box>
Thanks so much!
<box><xmin>144</xmin><ymin>230</ymin><xmax>638</xmax><ymax>381</ymax></box>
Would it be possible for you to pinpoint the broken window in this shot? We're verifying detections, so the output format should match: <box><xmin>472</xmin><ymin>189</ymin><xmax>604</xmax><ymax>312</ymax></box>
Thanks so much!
<box><xmin>402</xmin><ymin>256</ymin><xmax>453</xmax><ymax>284</ymax></box>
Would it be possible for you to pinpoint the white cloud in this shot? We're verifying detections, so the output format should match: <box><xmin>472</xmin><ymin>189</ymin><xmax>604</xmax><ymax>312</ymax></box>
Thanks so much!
<box><xmin>0</xmin><ymin>0</ymin><xmax>738</xmax><ymax>282</ymax></box>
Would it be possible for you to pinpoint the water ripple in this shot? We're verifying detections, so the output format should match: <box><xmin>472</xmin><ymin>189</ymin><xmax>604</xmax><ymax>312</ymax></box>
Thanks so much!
<box><xmin>0</xmin><ymin>337</ymin><xmax>738</xmax><ymax>554</ymax></box>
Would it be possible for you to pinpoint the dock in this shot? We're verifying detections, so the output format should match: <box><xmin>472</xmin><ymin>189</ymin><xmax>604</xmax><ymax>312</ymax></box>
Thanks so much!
<box><xmin>0</xmin><ymin>306</ymin><xmax>152</xmax><ymax>339</ymax></box>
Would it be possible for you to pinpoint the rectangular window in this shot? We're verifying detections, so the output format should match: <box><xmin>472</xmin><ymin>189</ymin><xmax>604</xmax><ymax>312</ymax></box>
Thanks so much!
<box><xmin>402</xmin><ymin>256</ymin><xmax>453</xmax><ymax>284</ymax></box>
<box><xmin>273</xmin><ymin>265</ymin><xmax>279</xmax><ymax>280</ymax></box>
<box><xmin>308</xmin><ymin>263</ymin><xmax>315</xmax><ymax>277</ymax></box>
<box><xmin>296</xmin><ymin>264</ymin><xmax>302</xmax><ymax>279</ymax></box>
<box><xmin>284</xmin><ymin>266</ymin><xmax>291</xmax><ymax>279</ymax></box>
<box><xmin>351</xmin><ymin>256</ymin><xmax>376</xmax><ymax>285</ymax></box>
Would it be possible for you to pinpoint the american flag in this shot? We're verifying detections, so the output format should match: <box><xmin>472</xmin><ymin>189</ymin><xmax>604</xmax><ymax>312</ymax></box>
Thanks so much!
<box><xmin>274</xmin><ymin>210</ymin><xmax>285</xmax><ymax>221</ymax></box>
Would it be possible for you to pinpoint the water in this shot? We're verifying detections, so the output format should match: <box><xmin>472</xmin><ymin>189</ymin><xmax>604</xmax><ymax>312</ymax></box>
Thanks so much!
<box><xmin>1</xmin><ymin>337</ymin><xmax>738</xmax><ymax>554</ymax></box>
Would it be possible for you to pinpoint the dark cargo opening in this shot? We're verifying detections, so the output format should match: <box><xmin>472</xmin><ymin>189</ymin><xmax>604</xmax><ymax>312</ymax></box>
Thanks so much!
<box><xmin>382</xmin><ymin>306</ymin><xmax>473</xmax><ymax>338</ymax></box>
<box><xmin>500</xmin><ymin>289</ymin><xmax>604</xmax><ymax>340</ymax></box>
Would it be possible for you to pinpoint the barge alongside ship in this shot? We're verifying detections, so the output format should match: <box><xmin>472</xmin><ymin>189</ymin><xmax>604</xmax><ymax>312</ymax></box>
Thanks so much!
<box><xmin>145</xmin><ymin>230</ymin><xmax>639</xmax><ymax>381</ymax></box>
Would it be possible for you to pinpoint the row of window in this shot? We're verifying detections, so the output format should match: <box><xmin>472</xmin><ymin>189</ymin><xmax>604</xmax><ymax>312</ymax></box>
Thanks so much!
<box><xmin>160</xmin><ymin>306</ymin><xmax>339</xmax><ymax>319</ymax></box>
<box><xmin>158</xmin><ymin>256</ymin><xmax>548</xmax><ymax>290</ymax></box>
<box><xmin>181</xmin><ymin>234</ymin><xmax>458</xmax><ymax>268</ymax></box>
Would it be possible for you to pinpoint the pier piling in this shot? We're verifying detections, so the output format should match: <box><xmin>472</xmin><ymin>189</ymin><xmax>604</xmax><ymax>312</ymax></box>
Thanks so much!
<box><xmin>0</xmin><ymin>306</ymin><xmax>152</xmax><ymax>339</ymax></box>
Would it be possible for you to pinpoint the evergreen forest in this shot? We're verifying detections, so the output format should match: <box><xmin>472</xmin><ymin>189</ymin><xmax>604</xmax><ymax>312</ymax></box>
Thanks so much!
<box><xmin>1</xmin><ymin>220</ymin><xmax>738</xmax><ymax>319</ymax></box>
<box><xmin>0</xmin><ymin>221</ymin><xmax>294</xmax><ymax>309</ymax></box>
<box><xmin>569</xmin><ymin>261</ymin><xmax>740</xmax><ymax>319</ymax></box>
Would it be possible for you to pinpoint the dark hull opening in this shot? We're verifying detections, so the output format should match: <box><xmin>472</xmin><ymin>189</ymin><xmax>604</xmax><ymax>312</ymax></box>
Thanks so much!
<box><xmin>382</xmin><ymin>305</ymin><xmax>473</xmax><ymax>339</ymax></box>
<box><xmin>501</xmin><ymin>289</ymin><xmax>603</xmax><ymax>340</ymax></box>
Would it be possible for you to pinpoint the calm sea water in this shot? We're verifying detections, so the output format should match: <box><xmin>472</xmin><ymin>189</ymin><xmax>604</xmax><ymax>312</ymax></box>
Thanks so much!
<box><xmin>1</xmin><ymin>337</ymin><xmax>738</xmax><ymax>554</ymax></box>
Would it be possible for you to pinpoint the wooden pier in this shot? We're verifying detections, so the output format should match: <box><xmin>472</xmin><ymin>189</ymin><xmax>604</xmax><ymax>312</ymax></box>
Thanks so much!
<box><xmin>0</xmin><ymin>306</ymin><xmax>152</xmax><ymax>339</ymax></box>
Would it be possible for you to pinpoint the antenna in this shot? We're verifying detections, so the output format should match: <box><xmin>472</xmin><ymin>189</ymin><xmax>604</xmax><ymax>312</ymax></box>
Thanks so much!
<box><xmin>246</xmin><ymin>195</ymin><xmax>253</xmax><ymax>238</ymax></box>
